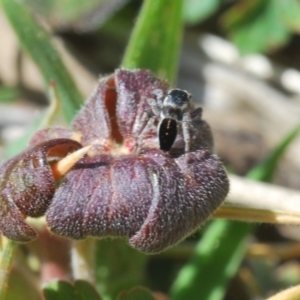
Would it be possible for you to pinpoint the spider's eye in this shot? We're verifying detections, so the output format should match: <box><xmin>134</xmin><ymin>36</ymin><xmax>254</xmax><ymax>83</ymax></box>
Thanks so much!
<box><xmin>159</xmin><ymin>118</ymin><xmax>177</xmax><ymax>151</ymax></box>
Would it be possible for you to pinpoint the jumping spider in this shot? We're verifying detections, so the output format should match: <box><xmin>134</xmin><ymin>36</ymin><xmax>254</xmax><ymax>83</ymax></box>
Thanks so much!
<box><xmin>149</xmin><ymin>89</ymin><xmax>202</xmax><ymax>152</ymax></box>
<box><xmin>135</xmin><ymin>88</ymin><xmax>203</xmax><ymax>153</ymax></box>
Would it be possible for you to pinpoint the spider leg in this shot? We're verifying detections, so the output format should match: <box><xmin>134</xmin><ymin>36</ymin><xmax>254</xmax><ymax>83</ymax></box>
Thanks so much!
<box><xmin>134</xmin><ymin>95</ymin><xmax>164</xmax><ymax>153</ymax></box>
<box><xmin>152</xmin><ymin>89</ymin><xmax>164</xmax><ymax>106</ymax></box>
<box><xmin>147</xmin><ymin>98</ymin><xmax>161</xmax><ymax>117</ymax></box>
<box><xmin>135</xmin><ymin>115</ymin><xmax>156</xmax><ymax>153</ymax></box>
<box><xmin>182</xmin><ymin>112</ymin><xmax>192</xmax><ymax>153</ymax></box>
<box><xmin>190</xmin><ymin>107</ymin><xmax>202</xmax><ymax>120</ymax></box>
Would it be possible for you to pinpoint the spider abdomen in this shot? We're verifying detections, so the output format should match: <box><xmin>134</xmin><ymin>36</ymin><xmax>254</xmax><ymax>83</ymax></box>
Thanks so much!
<box><xmin>158</xmin><ymin>118</ymin><xmax>178</xmax><ymax>151</ymax></box>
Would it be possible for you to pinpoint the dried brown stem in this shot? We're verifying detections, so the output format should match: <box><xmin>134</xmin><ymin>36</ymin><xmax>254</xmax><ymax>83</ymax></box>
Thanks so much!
<box><xmin>214</xmin><ymin>174</ymin><xmax>300</xmax><ymax>225</ymax></box>
<box><xmin>267</xmin><ymin>284</ymin><xmax>300</xmax><ymax>300</ymax></box>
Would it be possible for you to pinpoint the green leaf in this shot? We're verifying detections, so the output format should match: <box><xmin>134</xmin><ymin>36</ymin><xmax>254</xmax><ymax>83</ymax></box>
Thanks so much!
<box><xmin>170</xmin><ymin>220</ymin><xmax>252</xmax><ymax>300</ymax></box>
<box><xmin>74</xmin><ymin>280</ymin><xmax>103</xmax><ymax>300</ymax></box>
<box><xmin>43</xmin><ymin>280</ymin><xmax>102</xmax><ymax>300</ymax></box>
<box><xmin>222</xmin><ymin>0</ymin><xmax>291</xmax><ymax>54</ymax></box>
<box><xmin>2</xmin><ymin>0</ymin><xmax>82</xmax><ymax>123</ymax></box>
<box><xmin>183</xmin><ymin>0</ymin><xmax>222</xmax><ymax>25</ymax></box>
<box><xmin>95</xmin><ymin>240</ymin><xmax>147</xmax><ymax>300</ymax></box>
<box><xmin>122</xmin><ymin>0</ymin><xmax>183</xmax><ymax>84</ymax></box>
<box><xmin>116</xmin><ymin>286</ymin><xmax>156</xmax><ymax>300</ymax></box>
<box><xmin>43</xmin><ymin>281</ymin><xmax>75</xmax><ymax>300</ymax></box>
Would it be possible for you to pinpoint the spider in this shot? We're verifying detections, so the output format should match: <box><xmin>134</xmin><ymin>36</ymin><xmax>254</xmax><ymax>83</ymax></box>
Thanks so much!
<box><xmin>135</xmin><ymin>88</ymin><xmax>203</xmax><ymax>153</ymax></box>
<box><xmin>151</xmin><ymin>89</ymin><xmax>203</xmax><ymax>152</ymax></box>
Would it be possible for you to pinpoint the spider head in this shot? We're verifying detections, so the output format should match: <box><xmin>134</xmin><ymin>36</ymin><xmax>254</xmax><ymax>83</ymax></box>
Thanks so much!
<box><xmin>161</xmin><ymin>89</ymin><xmax>192</xmax><ymax>121</ymax></box>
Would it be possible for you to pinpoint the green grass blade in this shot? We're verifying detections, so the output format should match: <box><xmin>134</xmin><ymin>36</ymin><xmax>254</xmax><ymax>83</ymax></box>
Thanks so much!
<box><xmin>171</xmin><ymin>220</ymin><xmax>252</xmax><ymax>300</ymax></box>
<box><xmin>0</xmin><ymin>240</ymin><xmax>18</xmax><ymax>300</ymax></box>
<box><xmin>247</xmin><ymin>124</ymin><xmax>300</xmax><ymax>182</ymax></box>
<box><xmin>2</xmin><ymin>0</ymin><xmax>82</xmax><ymax>123</ymax></box>
<box><xmin>122</xmin><ymin>0</ymin><xmax>183</xmax><ymax>84</ymax></box>
<box><xmin>171</xmin><ymin>123</ymin><xmax>300</xmax><ymax>300</ymax></box>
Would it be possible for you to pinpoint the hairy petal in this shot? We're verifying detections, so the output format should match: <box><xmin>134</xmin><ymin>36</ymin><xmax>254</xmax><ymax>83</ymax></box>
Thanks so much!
<box><xmin>46</xmin><ymin>155</ymin><xmax>112</xmax><ymax>239</ymax></box>
<box><xmin>0</xmin><ymin>194</ymin><xmax>37</xmax><ymax>242</ymax></box>
<box><xmin>72</xmin><ymin>77</ymin><xmax>112</xmax><ymax>145</ymax></box>
<box><xmin>101</xmin><ymin>156</ymin><xmax>153</xmax><ymax>236</ymax></box>
<box><xmin>129</xmin><ymin>150</ymin><xmax>187</xmax><ymax>253</ymax></box>
<box><xmin>130</xmin><ymin>150</ymin><xmax>229</xmax><ymax>253</ymax></box>
<box><xmin>46</xmin><ymin>149</ymin><xmax>229</xmax><ymax>253</ymax></box>
<box><xmin>29</xmin><ymin>127</ymin><xmax>75</xmax><ymax>147</ymax></box>
<box><xmin>0</xmin><ymin>139</ymin><xmax>82</xmax><ymax>242</ymax></box>
<box><xmin>46</xmin><ymin>154</ymin><xmax>154</xmax><ymax>239</ymax></box>
<box><xmin>115</xmin><ymin>69</ymin><xmax>169</xmax><ymax>137</ymax></box>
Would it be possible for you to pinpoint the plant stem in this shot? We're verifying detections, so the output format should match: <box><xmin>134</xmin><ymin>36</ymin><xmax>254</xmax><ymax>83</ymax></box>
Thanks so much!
<box><xmin>122</xmin><ymin>0</ymin><xmax>183</xmax><ymax>84</ymax></box>
<box><xmin>71</xmin><ymin>238</ymin><xmax>96</xmax><ymax>285</ymax></box>
<box><xmin>0</xmin><ymin>238</ymin><xmax>18</xmax><ymax>300</ymax></box>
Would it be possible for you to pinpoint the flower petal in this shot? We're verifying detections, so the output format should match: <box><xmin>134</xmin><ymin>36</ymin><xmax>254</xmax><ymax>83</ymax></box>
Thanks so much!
<box><xmin>129</xmin><ymin>150</ymin><xmax>229</xmax><ymax>253</ymax></box>
<box><xmin>115</xmin><ymin>69</ymin><xmax>169</xmax><ymax>137</ymax></box>
<box><xmin>46</xmin><ymin>154</ymin><xmax>154</xmax><ymax>239</ymax></box>
<box><xmin>0</xmin><ymin>139</ymin><xmax>82</xmax><ymax>242</ymax></box>
<box><xmin>72</xmin><ymin>76</ymin><xmax>113</xmax><ymax>145</ymax></box>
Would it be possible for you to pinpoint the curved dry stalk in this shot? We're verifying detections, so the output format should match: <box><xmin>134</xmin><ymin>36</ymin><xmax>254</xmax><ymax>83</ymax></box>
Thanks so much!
<box><xmin>214</xmin><ymin>206</ymin><xmax>300</xmax><ymax>225</ymax></box>
<box><xmin>267</xmin><ymin>284</ymin><xmax>300</xmax><ymax>300</ymax></box>
<box><xmin>214</xmin><ymin>174</ymin><xmax>300</xmax><ymax>225</ymax></box>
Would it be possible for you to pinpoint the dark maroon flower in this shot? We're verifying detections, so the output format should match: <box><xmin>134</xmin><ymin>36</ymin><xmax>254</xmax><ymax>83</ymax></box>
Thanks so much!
<box><xmin>0</xmin><ymin>69</ymin><xmax>229</xmax><ymax>253</ymax></box>
<box><xmin>44</xmin><ymin>69</ymin><xmax>229</xmax><ymax>253</ymax></box>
